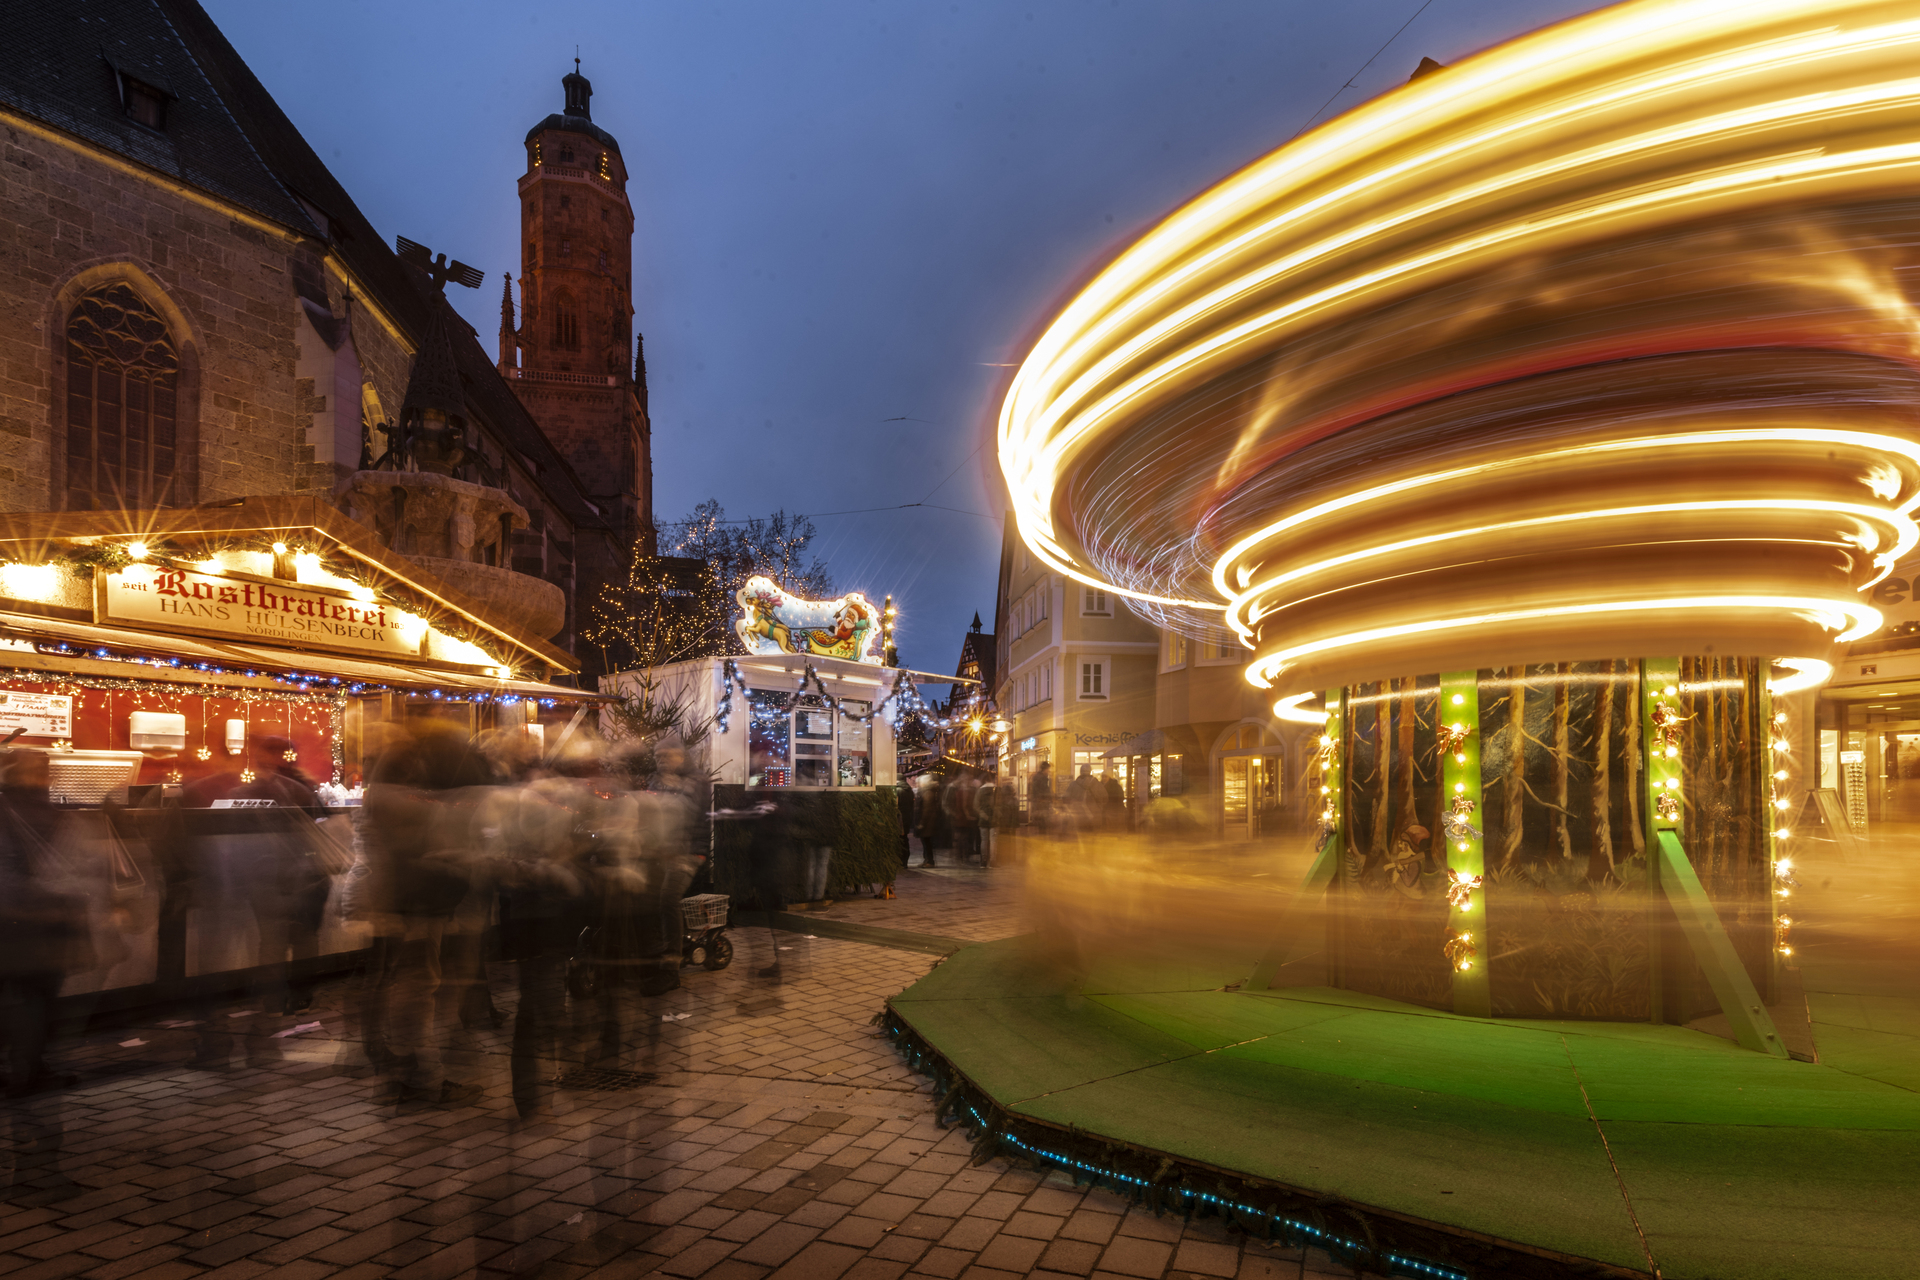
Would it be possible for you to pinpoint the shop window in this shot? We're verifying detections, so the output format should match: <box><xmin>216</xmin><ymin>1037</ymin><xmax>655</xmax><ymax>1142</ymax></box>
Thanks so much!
<box><xmin>838</xmin><ymin>700</ymin><xmax>873</xmax><ymax>786</ymax></box>
<box><xmin>1164</xmin><ymin>632</ymin><xmax>1188</xmax><ymax>669</ymax></box>
<box><xmin>792</xmin><ymin>694</ymin><xmax>835</xmax><ymax>786</ymax></box>
<box><xmin>1082</xmin><ymin>587</ymin><xmax>1109</xmax><ymax>616</ymax></box>
<box><xmin>1079</xmin><ymin>659</ymin><xmax>1107</xmax><ymax>700</ymax></box>
<box><xmin>747</xmin><ymin>689</ymin><xmax>793</xmax><ymax>785</ymax></box>
<box><xmin>64</xmin><ymin>282</ymin><xmax>179</xmax><ymax>511</ymax></box>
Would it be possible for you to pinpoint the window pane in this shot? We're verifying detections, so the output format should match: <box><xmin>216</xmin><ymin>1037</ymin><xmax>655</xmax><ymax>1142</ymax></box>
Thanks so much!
<box><xmin>793</xmin><ymin>694</ymin><xmax>834</xmax><ymax>787</ymax></box>
<box><xmin>747</xmin><ymin>689</ymin><xmax>793</xmax><ymax>785</ymax></box>
<box><xmin>838</xmin><ymin>700</ymin><xmax>872</xmax><ymax>786</ymax></box>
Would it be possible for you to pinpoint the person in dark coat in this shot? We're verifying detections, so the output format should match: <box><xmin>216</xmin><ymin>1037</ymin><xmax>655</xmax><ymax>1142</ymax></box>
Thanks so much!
<box><xmin>896</xmin><ymin>781</ymin><xmax>917</xmax><ymax>868</ymax></box>
<box><xmin>1029</xmin><ymin>761</ymin><xmax>1054</xmax><ymax>835</ymax></box>
<box><xmin>0</xmin><ymin>751</ymin><xmax>88</xmax><ymax>1097</ymax></box>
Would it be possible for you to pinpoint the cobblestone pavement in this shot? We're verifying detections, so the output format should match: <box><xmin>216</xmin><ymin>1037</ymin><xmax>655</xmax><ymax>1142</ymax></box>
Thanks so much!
<box><xmin>0</xmin><ymin>869</ymin><xmax>1364</xmax><ymax>1280</ymax></box>
<box><xmin>798</xmin><ymin>860</ymin><xmax>1028</xmax><ymax>943</ymax></box>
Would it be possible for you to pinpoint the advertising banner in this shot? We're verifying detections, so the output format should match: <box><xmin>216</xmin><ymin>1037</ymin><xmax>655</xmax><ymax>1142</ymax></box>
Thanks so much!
<box><xmin>97</xmin><ymin>565</ymin><xmax>421</xmax><ymax>660</ymax></box>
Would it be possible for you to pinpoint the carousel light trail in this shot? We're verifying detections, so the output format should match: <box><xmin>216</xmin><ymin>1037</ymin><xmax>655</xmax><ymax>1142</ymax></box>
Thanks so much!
<box><xmin>997</xmin><ymin>0</ymin><xmax>1920</xmax><ymax>687</ymax></box>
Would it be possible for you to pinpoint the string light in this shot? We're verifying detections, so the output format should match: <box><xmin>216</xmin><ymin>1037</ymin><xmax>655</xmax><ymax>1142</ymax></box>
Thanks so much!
<box><xmin>1443</xmin><ymin>931</ymin><xmax>1476</xmax><ymax>972</ymax></box>
<box><xmin>884</xmin><ymin>1021</ymin><xmax>1468</xmax><ymax>1280</ymax></box>
<box><xmin>1768</xmin><ymin>702</ymin><xmax>1796</xmax><ymax>957</ymax></box>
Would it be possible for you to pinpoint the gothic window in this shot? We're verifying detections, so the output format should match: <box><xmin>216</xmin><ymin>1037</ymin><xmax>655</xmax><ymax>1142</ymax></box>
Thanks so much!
<box><xmin>597</xmin><ymin>250</ymin><xmax>607</xmax><ymax>271</ymax></box>
<box><xmin>527</xmin><ymin>241</ymin><xmax>536</xmax><ymax>263</ymax></box>
<box><xmin>559</xmin><ymin>144</ymin><xmax>575</xmax><ymax>164</ymax></box>
<box><xmin>65</xmin><ymin>283</ymin><xmax>178</xmax><ymax>511</ymax></box>
<box><xmin>560</xmin><ymin>194</ymin><xmax>571</xmax><ymax>209</ymax></box>
<box><xmin>553</xmin><ymin>294</ymin><xmax>579</xmax><ymax>350</ymax></box>
<box><xmin>561</xmin><ymin>239</ymin><xmax>571</xmax><ymax>257</ymax></box>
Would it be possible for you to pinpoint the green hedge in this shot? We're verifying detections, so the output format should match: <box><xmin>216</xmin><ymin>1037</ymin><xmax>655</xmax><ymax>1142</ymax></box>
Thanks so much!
<box><xmin>711</xmin><ymin>785</ymin><xmax>905</xmax><ymax>904</ymax></box>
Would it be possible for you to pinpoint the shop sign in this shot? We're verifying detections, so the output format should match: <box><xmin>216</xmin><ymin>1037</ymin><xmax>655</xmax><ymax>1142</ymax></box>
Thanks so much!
<box><xmin>1020</xmin><ymin>736</ymin><xmax>1037</xmax><ymax>751</ymax></box>
<box><xmin>1074</xmin><ymin>730</ymin><xmax>1138</xmax><ymax>746</ymax></box>
<box><xmin>97</xmin><ymin>565</ymin><xmax>421</xmax><ymax>660</ymax></box>
<box><xmin>0</xmin><ymin>690</ymin><xmax>71</xmax><ymax>737</ymax></box>
<box><xmin>734</xmin><ymin>575</ymin><xmax>882</xmax><ymax>663</ymax></box>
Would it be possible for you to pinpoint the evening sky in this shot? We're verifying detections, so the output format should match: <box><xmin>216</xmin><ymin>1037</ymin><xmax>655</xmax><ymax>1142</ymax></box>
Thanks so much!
<box><xmin>204</xmin><ymin>0</ymin><xmax>1599</xmax><ymax>674</ymax></box>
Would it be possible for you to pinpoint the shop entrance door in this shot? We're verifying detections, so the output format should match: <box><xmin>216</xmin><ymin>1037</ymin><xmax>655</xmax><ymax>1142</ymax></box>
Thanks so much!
<box><xmin>1219</xmin><ymin>749</ymin><xmax>1283</xmax><ymax>838</ymax></box>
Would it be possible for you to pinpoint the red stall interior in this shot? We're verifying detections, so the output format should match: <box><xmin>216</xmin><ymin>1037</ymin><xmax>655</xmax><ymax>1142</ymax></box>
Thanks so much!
<box><xmin>0</xmin><ymin>677</ymin><xmax>339</xmax><ymax>788</ymax></box>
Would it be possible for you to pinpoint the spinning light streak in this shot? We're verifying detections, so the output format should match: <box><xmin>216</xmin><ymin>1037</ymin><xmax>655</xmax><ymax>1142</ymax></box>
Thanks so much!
<box><xmin>999</xmin><ymin>0</ymin><xmax>1920</xmax><ymax>695</ymax></box>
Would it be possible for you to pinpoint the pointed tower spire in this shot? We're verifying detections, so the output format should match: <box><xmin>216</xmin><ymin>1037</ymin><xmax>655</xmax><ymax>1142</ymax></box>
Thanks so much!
<box><xmin>970</xmin><ymin>611</ymin><xmax>983</xmax><ymax>632</ymax></box>
<box><xmin>497</xmin><ymin>273</ymin><xmax>518</xmax><ymax>371</ymax></box>
<box><xmin>633</xmin><ymin>331</ymin><xmax>648</xmax><ymax>415</ymax></box>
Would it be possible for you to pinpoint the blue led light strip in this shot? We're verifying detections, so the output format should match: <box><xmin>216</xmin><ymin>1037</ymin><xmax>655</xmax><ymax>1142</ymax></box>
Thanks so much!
<box><xmin>886</xmin><ymin>1022</ymin><xmax>1471</xmax><ymax>1280</ymax></box>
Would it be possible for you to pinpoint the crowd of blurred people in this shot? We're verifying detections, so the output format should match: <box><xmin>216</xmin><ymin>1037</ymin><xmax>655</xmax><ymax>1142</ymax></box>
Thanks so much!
<box><xmin>0</xmin><ymin>722</ymin><xmax>712</xmax><ymax>1121</ymax></box>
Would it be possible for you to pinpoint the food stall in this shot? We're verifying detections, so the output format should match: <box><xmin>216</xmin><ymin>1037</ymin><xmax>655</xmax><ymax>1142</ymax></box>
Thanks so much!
<box><xmin>599</xmin><ymin>575</ymin><xmax>965</xmax><ymax>900</ymax></box>
<box><xmin>0</xmin><ymin>497</ymin><xmax>604</xmax><ymax>1016</ymax></box>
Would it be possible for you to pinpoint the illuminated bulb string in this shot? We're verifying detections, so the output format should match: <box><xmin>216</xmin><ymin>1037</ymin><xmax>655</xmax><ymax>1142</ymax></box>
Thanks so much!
<box><xmin>1769</xmin><ymin>703</ymin><xmax>1797</xmax><ymax>958</ymax></box>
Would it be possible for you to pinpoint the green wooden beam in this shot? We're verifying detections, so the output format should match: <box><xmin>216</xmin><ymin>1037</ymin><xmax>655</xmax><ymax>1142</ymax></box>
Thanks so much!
<box><xmin>1641</xmin><ymin>658</ymin><xmax>1679</xmax><ymax>1024</ymax></box>
<box><xmin>1439</xmin><ymin>671</ymin><xmax>1490</xmax><ymax>1017</ymax></box>
<box><xmin>1655</xmin><ymin>830</ymin><xmax>1790</xmax><ymax>1058</ymax></box>
<box><xmin>1247</xmin><ymin>689</ymin><xmax>1344</xmax><ymax>991</ymax></box>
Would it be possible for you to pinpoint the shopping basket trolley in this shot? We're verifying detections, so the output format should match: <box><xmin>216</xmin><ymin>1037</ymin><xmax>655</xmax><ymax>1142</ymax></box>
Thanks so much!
<box><xmin>681</xmin><ymin>893</ymin><xmax>733</xmax><ymax>971</ymax></box>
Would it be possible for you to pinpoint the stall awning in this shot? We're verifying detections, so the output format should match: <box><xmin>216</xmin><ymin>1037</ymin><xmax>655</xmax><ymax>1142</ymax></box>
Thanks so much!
<box><xmin>0</xmin><ymin>611</ymin><xmax>606</xmax><ymax>702</ymax></box>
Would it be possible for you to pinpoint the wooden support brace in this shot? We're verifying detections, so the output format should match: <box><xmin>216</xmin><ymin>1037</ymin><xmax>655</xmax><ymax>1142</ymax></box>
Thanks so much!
<box><xmin>1655</xmin><ymin>830</ymin><xmax>1790</xmax><ymax>1058</ymax></box>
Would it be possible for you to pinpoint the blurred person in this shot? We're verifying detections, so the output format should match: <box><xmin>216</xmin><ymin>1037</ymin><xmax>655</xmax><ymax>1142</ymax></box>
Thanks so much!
<box><xmin>357</xmin><ymin>722</ymin><xmax>488</xmax><ymax>1106</ymax></box>
<box><xmin>0</xmin><ymin>751</ymin><xmax>88</xmax><ymax>1097</ymax></box>
<box><xmin>1029</xmin><ymin>760</ymin><xmax>1053</xmax><ymax>835</ymax></box>
<box><xmin>975</xmin><ymin>773</ymin><xmax>997</xmax><ymax>868</ymax></box>
<box><xmin>487</xmin><ymin>736</ymin><xmax>591</xmax><ymax>1117</ymax></box>
<box><xmin>917</xmin><ymin>772</ymin><xmax>946</xmax><ymax>865</ymax></box>
<box><xmin>1068</xmin><ymin>764</ymin><xmax>1106</xmax><ymax>833</ymax></box>
<box><xmin>896</xmin><ymin>779</ymin><xmax>917</xmax><ymax>868</ymax></box>
<box><xmin>1102</xmin><ymin>770</ymin><xmax>1125</xmax><ymax>830</ymax></box>
<box><xmin>944</xmin><ymin>770</ymin><xmax>979</xmax><ymax>866</ymax></box>
<box><xmin>713</xmin><ymin>793</ymin><xmax>793</xmax><ymax>983</ymax></box>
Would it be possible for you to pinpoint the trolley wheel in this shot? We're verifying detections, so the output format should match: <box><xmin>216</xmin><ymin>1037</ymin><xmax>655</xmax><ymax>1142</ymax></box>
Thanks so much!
<box><xmin>704</xmin><ymin>933</ymin><xmax>734</xmax><ymax>972</ymax></box>
<box><xmin>686</xmin><ymin>939</ymin><xmax>711</xmax><ymax>969</ymax></box>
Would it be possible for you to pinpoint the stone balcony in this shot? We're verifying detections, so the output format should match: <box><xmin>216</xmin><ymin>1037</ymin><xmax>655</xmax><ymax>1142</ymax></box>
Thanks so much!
<box><xmin>342</xmin><ymin>470</ymin><xmax>565</xmax><ymax>640</ymax></box>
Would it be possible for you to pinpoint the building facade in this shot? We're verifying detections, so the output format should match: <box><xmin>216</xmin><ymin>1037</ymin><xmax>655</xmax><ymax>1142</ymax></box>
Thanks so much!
<box><xmin>989</xmin><ymin>515</ymin><xmax>1305</xmax><ymax>832</ymax></box>
<box><xmin>0</xmin><ymin>1</ymin><xmax>639</xmax><ymax>677</ymax></box>
<box><xmin>992</xmin><ymin>517</ymin><xmax>1158</xmax><ymax>812</ymax></box>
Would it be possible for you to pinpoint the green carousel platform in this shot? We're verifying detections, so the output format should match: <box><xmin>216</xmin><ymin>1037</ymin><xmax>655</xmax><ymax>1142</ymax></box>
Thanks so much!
<box><xmin>882</xmin><ymin>867</ymin><xmax>1920</xmax><ymax>1280</ymax></box>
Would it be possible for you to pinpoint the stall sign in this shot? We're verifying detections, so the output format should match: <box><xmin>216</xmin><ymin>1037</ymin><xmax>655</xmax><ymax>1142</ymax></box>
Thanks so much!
<box><xmin>98</xmin><ymin>565</ymin><xmax>421</xmax><ymax>660</ymax></box>
<box><xmin>0</xmin><ymin>690</ymin><xmax>72</xmax><ymax>738</ymax></box>
<box><xmin>734</xmin><ymin>576</ymin><xmax>882</xmax><ymax>663</ymax></box>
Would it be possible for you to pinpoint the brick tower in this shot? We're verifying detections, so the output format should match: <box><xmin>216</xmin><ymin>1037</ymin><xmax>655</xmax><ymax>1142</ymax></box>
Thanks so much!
<box><xmin>501</xmin><ymin>62</ymin><xmax>654</xmax><ymax>575</ymax></box>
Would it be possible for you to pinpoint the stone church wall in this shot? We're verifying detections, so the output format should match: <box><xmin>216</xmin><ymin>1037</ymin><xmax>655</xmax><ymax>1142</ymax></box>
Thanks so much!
<box><xmin>0</xmin><ymin>116</ymin><xmax>413</xmax><ymax>512</ymax></box>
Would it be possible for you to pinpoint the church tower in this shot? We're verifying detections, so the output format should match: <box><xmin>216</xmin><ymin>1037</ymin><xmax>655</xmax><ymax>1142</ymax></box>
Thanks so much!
<box><xmin>502</xmin><ymin>64</ymin><xmax>654</xmax><ymax>561</ymax></box>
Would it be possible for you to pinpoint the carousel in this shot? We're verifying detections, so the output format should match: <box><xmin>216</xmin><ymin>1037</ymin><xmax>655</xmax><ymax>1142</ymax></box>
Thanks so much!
<box><xmin>886</xmin><ymin>3</ymin><xmax>1920</xmax><ymax>1277</ymax></box>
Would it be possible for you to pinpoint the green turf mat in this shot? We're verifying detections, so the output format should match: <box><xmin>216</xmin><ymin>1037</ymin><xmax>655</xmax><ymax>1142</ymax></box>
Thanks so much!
<box><xmin>1086</xmin><ymin>989</ymin><xmax>1355</xmax><ymax>1051</ymax></box>
<box><xmin>893</xmin><ymin>991</ymin><xmax>1198</xmax><ymax>1101</ymax></box>
<box><xmin>1565</xmin><ymin>1032</ymin><xmax>1920</xmax><ymax>1128</ymax></box>
<box><xmin>1013</xmin><ymin>1051</ymin><xmax>1648</xmax><ymax>1272</ymax></box>
<box><xmin>1606</xmin><ymin>1121</ymin><xmax>1920</xmax><ymax>1280</ymax></box>
<box><xmin>1801</xmin><ymin>1023</ymin><xmax>1920</xmax><ymax>1095</ymax></box>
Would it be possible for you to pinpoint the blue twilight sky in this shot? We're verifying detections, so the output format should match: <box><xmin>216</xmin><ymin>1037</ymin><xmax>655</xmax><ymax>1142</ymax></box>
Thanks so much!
<box><xmin>205</xmin><ymin>0</ymin><xmax>1599</xmax><ymax>674</ymax></box>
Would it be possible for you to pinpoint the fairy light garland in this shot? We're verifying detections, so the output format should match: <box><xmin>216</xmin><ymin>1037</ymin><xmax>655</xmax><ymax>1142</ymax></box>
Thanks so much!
<box><xmin>1649</xmin><ymin>676</ymin><xmax>1687</xmax><ymax>825</ymax></box>
<box><xmin>1768</xmin><ymin>698</ymin><xmax>1796</xmax><ymax>960</ymax></box>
